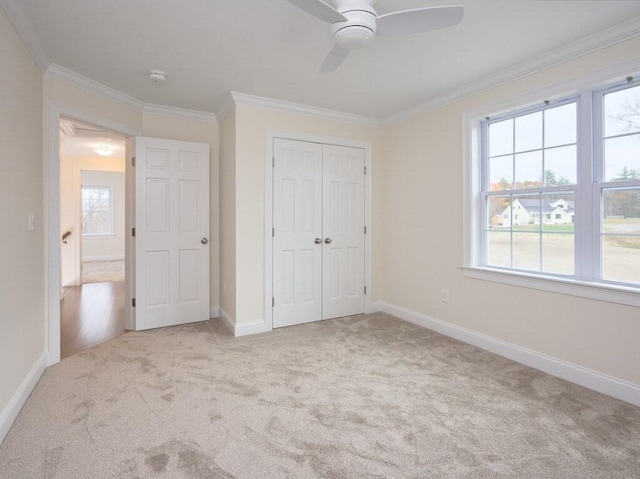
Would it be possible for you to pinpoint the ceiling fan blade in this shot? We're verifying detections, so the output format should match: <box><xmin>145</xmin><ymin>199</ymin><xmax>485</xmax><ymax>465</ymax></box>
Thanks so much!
<box><xmin>319</xmin><ymin>45</ymin><xmax>350</xmax><ymax>73</ymax></box>
<box><xmin>286</xmin><ymin>0</ymin><xmax>347</xmax><ymax>24</ymax></box>
<box><xmin>376</xmin><ymin>6</ymin><xmax>463</xmax><ymax>36</ymax></box>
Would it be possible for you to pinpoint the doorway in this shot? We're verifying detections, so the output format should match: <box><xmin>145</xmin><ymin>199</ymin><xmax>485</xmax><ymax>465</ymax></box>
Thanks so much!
<box><xmin>265</xmin><ymin>130</ymin><xmax>373</xmax><ymax>331</ymax></box>
<box><xmin>59</xmin><ymin>118</ymin><xmax>127</xmax><ymax>358</ymax></box>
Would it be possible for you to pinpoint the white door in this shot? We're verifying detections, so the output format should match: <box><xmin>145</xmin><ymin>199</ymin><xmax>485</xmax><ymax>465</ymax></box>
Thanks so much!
<box><xmin>272</xmin><ymin>139</ymin><xmax>365</xmax><ymax>328</ymax></box>
<box><xmin>134</xmin><ymin>137</ymin><xmax>210</xmax><ymax>330</ymax></box>
<box><xmin>322</xmin><ymin>144</ymin><xmax>365</xmax><ymax>319</ymax></box>
<box><xmin>272</xmin><ymin>139</ymin><xmax>323</xmax><ymax>328</ymax></box>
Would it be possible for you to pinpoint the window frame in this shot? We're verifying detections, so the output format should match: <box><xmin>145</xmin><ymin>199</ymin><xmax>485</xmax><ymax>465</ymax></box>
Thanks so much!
<box><xmin>81</xmin><ymin>184</ymin><xmax>115</xmax><ymax>237</ymax></box>
<box><xmin>463</xmin><ymin>70</ymin><xmax>640</xmax><ymax>308</ymax></box>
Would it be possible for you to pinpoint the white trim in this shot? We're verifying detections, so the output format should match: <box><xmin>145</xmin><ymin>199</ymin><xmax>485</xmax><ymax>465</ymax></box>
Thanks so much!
<box><xmin>0</xmin><ymin>352</ymin><xmax>48</xmax><ymax>445</ymax></box>
<box><xmin>231</xmin><ymin>92</ymin><xmax>382</xmax><ymax>128</ymax></box>
<box><xmin>0</xmin><ymin>0</ymin><xmax>51</xmax><ymax>72</ymax></box>
<box><xmin>264</xmin><ymin>129</ymin><xmax>373</xmax><ymax>332</ymax></box>
<box><xmin>218</xmin><ymin>307</ymin><xmax>265</xmax><ymax>337</ymax></box>
<box><xmin>209</xmin><ymin>306</ymin><xmax>219</xmax><ymax>319</ymax></box>
<box><xmin>45</xmin><ymin>64</ymin><xmax>144</xmax><ymax>112</ymax></box>
<box><xmin>214</xmin><ymin>93</ymin><xmax>236</xmax><ymax>123</ymax></box>
<box><xmin>376</xmin><ymin>301</ymin><xmax>640</xmax><ymax>407</ymax></box>
<box><xmin>82</xmin><ymin>255</ymin><xmax>125</xmax><ymax>262</ymax></box>
<box><xmin>143</xmin><ymin>104</ymin><xmax>217</xmax><ymax>123</ymax></box>
<box><xmin>45</xmin><ymin>102</ymin><xmax>140</xmax><ymax>365</ymax></box>
<box><xmin>235</xmin><ymin>319</ymin><xmax>268</xmax><ymax>337</ymax></box>
<box><xmin>462</xmin><ymin>267</ymin><xmax>640</xmax><ymax>308</ymax></box>
<box><xmin>385</xmin><ymin>17</ymin><xmax>640</xmax><ymax>125</ymax></box>
<box><xmin>218</xmin><ymin>307</ymin><xmax>235</xmax><ymax>335</ymax></box>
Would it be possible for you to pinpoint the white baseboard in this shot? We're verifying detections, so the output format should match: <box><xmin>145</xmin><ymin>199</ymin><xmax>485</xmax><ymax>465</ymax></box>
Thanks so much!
<box><xmin>218</xmin><ymin>307</ymin><xmax>235</xmax><ymax>335</ymax></box>
<box><xmin>0</xmin><ymin>352</ymin><xmax>48</xmax><ymax>445</ymax></box>
<box><xmin>82</xmin><ymin>255</ymin><xmax>125</xmax><ymax>262</ymax></box>
<box><xmin>235</xmin><ymin>319</ymin><xmax>267</xmax><ymax>337</ymax></box>
<box><xmin>217</xmin><ymin>308</ymin><xmax>266</xmax><ymax>337</ymax></box>
<box><xmin>373</xmin><ymin>301</ymin><xmax>640</xmax><ymax>407</ymax></box>
<box><xmin>209</xmin><ymin>306</ymin><xmax>219</xmax><ymax>319</ymax></box>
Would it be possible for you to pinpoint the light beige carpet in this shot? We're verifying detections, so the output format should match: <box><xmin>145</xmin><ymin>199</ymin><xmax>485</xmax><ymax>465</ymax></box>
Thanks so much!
<box><xmin>1</xmin><ymin>313</ymin><xmax>639</xmax><ymax>478</ymax></box>
<box><xmin>82</xmin><ymin>260</ymin><xmax>125</xmax><ymax>284</ymax></box>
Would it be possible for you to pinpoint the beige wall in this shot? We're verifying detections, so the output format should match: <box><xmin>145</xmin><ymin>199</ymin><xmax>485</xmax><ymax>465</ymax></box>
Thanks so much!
<box><xmin>0</xmin><ymin>9</ymin><xmax>44</xmax><ymax>416</ymax></box>
<box><xmin>233</xmin><ymin>105</ymin><xmax>383</xmax><ymax>324</ymax></box>
<box><xmin>142</xmin><ymin>113</ymin><xmax>220</xmax><ymax>310</ymax></box>
<box><xmin>219</xmin><ymin>107</ymin><xmax>237</xmax><ymax>320</ymax></box>
<box><xmin>380</xmin><ymin>36</ymin><xmax>640</xmax><ymax>385</ymax></box>
<box><xmin>60</xmin><ymin>155</ymin><xmax>126</xmax><ymax>286</ymax></box>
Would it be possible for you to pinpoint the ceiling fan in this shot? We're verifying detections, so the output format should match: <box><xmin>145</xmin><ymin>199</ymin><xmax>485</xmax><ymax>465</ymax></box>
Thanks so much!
<box><xmin>286</xmin><ymin>0</ymin><xmax>464</xmax><ymax>72</ymax></box>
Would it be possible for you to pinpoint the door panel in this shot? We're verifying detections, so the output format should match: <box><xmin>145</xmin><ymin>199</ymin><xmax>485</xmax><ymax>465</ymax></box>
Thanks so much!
<box><xmin>322</xmin><ymin>144</ymin><xmax>365</xmax><ymax>320</ymax></box>
<box><xmin>273</xmin><ymin>139</ymin><xmax>323</xmax><ymax>328</ymax></box>
<box><xmin>135</xmin><ymin>137</ymin><xmax>210</xmax><ymax>330</ymax></box>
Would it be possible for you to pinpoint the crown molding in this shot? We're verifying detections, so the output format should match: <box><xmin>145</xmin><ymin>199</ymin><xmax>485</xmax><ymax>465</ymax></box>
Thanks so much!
<box><xmin>214</xmin><ymin>93</ymin><xmax>236</xmax><ymax>122</ymax></box>
<box><xmin>143</xmin><ymin>103</ymin><xmax>217</xmax><ymax>123</ymax></box>
<box><xmin>45</xmin><ymin>63</ymin><xmax>144</xmax><ymax>112</ymax></box>
<box><xmin>230</xmin><ymin>91</ymin><xmax>383</xmax><ymax>128</ymax></box>
<box><xmin>1</xmin><ymin>0</ymin><xmax>51</xmax><ymax>72</ymax></box>
<box><xmin>384</xmin><ymin>16</ymin><xmax>640</xmax><ymax>126</ymax></box>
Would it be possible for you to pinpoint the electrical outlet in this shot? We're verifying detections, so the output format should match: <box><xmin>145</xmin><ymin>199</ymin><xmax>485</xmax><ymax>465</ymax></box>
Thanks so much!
<box><xmin>441</xmin><ymin>289</ymin><xmax>449</xmax><ymax>303</ymax></box>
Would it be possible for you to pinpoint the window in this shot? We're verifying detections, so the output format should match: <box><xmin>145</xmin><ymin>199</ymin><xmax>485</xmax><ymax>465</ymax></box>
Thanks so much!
<box><xmin>81</xmin><ymin>186</ymin><xmax>114</xmax><ymax>236</ymax></box>
<box><xmin>475</xmin><ymin>79</ymin><xmax>640</xmax><ymax>290</ymax></box>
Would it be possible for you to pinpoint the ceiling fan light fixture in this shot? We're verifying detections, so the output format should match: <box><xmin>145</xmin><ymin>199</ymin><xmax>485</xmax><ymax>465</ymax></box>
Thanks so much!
<box><xmin>94</xmin><ymin>145</ymin><xmax>115</xmax><ymax>156</ymax></box>
<box><xmin>334</xmin><ymin>25</ymin><xmax>375</xmax><ymax>50</ymax></box>
<box><xmin>332</xmin><ymin>2</ymin><xmax>377</xmax><ymax>50</ymax></box>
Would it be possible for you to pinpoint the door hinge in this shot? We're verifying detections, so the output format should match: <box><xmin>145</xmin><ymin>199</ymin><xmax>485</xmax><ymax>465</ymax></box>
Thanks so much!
<box><xmin>364</xmin><ymin>286</ymin><xmax>367</xmax><ymax>295</ymax></box>
<box><xmin>132</xmin><ymin>157</ymin><xmax>136</xmax><ymax>167</ymax></box>
<box><xmin>273</xmin><ymin>157</ymin><xmax>275</xmax><ymax>167</ymax></box>
<box><xmin>364</xmin><ymin>165</ymin><xmax>367</xmax><ymax>175</ymax></box>
<box><xmin>132</xmin><ymin>298</ymin><xmax>136</xmax><ymax>307</ymax></box>
<box><xmin>132</xmin><ymin>227</ymin><xmax>136</xmax><ymax>237</ymax></box>
<box><xmin>364</xmin><ymin>225</ymin><xmax>367</xmax><ymax>234</ymax></box>
<box><xmin>272</xmin><ymin>297</ymin><xmax>275</xmax><ymax>307</ymax></box>
<box><xmin>272</xmin><ymin>227</ymin><xmax>275</xmax><ymax>237</ymax></box>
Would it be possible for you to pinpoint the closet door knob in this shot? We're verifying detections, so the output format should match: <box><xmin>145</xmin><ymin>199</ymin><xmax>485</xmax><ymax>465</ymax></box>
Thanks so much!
<box><xmin>324</xmin><ymin>238</ymin><xmax>332</xmax><ymax>244</ymax></box>
<box><xmin>201</xmin><ymin>238</ymin><xmax>209</xmax><ymax>245</ymax></box>
<box><xmin>314</xmin><ymin>238</ymin><xmax>322</xmax><ymax>244</ymax></box>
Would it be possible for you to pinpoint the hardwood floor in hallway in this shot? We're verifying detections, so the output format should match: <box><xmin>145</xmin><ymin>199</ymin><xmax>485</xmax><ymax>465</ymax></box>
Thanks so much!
<box><xmin>61</xmin><ymin>281</ymin><xmax>125</xmax><ymax>359</ymax></box>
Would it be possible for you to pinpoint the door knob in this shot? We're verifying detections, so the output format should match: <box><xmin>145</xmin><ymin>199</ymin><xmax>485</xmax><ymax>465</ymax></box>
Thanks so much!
<box><xmin>201</xmin><ymin>238</ymin><xmax>209</xmax><ymax>245</ymax></box>
<box><xmin>314</xmin><ymin>238</ymin><xmax>322</xmax><ymax>244</ymax></box>
<box><xmin>324</xmin><ymin>238</ymin><xmax>332</xmax><ymax>244</ymax></box>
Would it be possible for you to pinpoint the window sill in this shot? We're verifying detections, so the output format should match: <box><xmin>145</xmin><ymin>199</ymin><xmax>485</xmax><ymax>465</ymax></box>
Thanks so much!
<box><xmin>461</xmin><ymin>266</ymin><xmax>640</xmax><ymax>307</ymax></box>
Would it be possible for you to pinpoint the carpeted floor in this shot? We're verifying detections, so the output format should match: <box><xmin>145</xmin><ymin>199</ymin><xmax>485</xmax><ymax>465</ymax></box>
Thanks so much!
<box><xmin>82</xmin><ymin>260</ymin><xmax>125</xmax><ymax>284</ymax></box>
<box><xmin>1</xmin><ymin>313</ymin><xmax>639</xmax><ymax>478</ymax></box>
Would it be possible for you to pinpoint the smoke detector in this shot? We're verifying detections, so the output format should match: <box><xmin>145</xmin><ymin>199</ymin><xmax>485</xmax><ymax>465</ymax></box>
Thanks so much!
<box><xmin>149</xmin><ymin>70</ymin><xmax>167</xmax><ymax>82</ymax></box>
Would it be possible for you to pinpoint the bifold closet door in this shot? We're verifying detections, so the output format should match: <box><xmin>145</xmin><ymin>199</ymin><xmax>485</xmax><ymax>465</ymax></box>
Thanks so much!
<box><xmin>321</xmin><ymin>144</ymin><xmax>365</xmax><ymax>319</ymax></box>
<box><xmin>272</xmin><ymin>138</ymin><xmax>365</xmax><ymax>328</ymax></box>
<box><xmin>272</xmin><ymin>139</ymin><xmax>323</xmax><ymax>328</ymax></box>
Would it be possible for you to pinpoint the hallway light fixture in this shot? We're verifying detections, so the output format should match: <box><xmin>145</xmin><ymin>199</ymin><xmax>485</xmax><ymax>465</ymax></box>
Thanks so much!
<box><xmin>94</xmin><ymin>145</ymin><xmax>115</xmax><ymax>156</ymax></box>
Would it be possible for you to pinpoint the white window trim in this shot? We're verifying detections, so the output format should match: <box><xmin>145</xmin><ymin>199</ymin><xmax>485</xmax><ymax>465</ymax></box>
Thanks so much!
<box><xmin>463</xmin><ymin>58</ymin><xmax>640</xmax><ymax>308</ymax></box>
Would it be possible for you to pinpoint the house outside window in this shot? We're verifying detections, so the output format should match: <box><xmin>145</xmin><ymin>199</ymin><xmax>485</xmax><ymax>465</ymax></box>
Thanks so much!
<box><xmin>81</xmin><ymin>186</ymin><xmax>114</xmax><ymax>236</ymax></box>
<box><xmin>471</xmin><ymin>78</ymin><xmax>640</xmax><ymax>294</ymax></box>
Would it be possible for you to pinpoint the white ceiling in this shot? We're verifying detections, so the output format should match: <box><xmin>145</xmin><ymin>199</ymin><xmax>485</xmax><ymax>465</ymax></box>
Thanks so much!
<box><xmin>60</xmin><ymin>119</ymin><xmax>126</xmax><ymax>158</ymax></box>
<box><xmin>7</xmin><ymin>0</ymin><xmax>640</xmax><ymax>120</ymax></box>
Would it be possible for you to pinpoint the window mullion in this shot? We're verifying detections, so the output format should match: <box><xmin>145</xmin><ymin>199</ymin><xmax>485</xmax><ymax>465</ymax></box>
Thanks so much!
<box><xmin>573</xmin><ymin>91</ymin><xmax>595</xmax><ymax>281</ymax></box>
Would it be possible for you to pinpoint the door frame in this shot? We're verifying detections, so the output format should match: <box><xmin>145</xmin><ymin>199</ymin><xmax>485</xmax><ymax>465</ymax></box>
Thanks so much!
<box><xmin>45</xmin><ymin>101</ymin><xmax>140</xmax><ymax>364</ymax></box>
<box><xmin>264</xmin><ymin>129</ymin><xmax>372</xmax><ymax>332</ymax></box>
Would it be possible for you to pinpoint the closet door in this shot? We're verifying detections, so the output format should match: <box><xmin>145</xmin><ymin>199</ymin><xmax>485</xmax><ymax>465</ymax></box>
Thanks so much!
<box><xmin>322</xmin><ymin>145</ymin><xmax>366</xmax><ymax>319</ymax></box>
<box><xmin>272</xmin><ymin>139</ymin><xmax>323</xmax><ymax>328</ymax></box>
